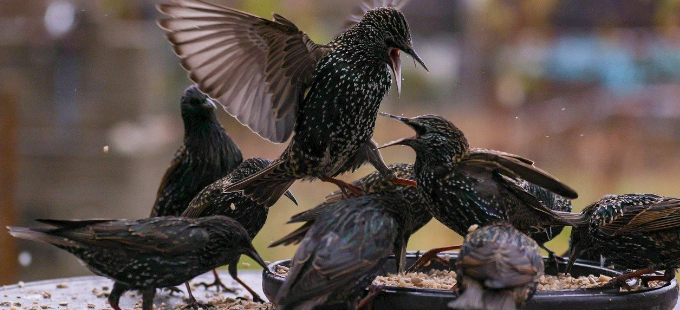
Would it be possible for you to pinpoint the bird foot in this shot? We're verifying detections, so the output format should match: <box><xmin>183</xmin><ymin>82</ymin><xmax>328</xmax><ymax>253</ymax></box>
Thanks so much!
<box><xmin>388</xmin><ymin>177</ymin><xmax>417</xmax><ymax>188</ymax></box>
<box><xmin>320</xmin><ymin>177</ymin><xmax>365</xmax><ymax>197</ymax></box>
<box><xmin>161</xmin><ymin>286</ymin><xmax>185</xmax><ymax>296</ymax></box>
<box><xmin>602</xmin><ymin>268</ymin><xmax>654</xmax><ymax>290</ymax></box>
<box><xmin>407</xmin><ymin>245</ymin><xmax>460</xmax><ymax>273</ymax></box>
<box><xmin>182</xmin><ymin>299</ymin><xmax>213</xmax><ymax>310</ymax></box>
<box><xmin>354</xmin><ymin>284</ymin><xmax>384</xmax><ymax>310</ymax></box>
<box><xmin>195</xmin><ymin>270</ymin><xmax>236</xmax><ymax>293</ymax></box>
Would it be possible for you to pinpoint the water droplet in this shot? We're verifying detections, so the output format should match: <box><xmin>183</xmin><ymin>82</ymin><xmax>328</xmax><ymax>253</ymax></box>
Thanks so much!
<box><xmin>18</xmin><ymin>251</ymin><xmax>32</xmax><ymax>267</ymax></box>
<box><xmin>561</xmin><ymin>107</ymin><xmax>566</xmax><ymax>111</ymax></box>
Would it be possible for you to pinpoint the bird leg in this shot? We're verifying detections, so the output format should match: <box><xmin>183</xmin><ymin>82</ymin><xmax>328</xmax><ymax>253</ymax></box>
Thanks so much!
<box><xmin>183</xmin><ymin>283</ymin><xmax>212</xmax><ymax>310</ymax></box>
<box><xmin>354</xmin><ymin>284</ymin><xmax>384</xmax><ymax>310</ymax></box>
<box><xmin>196</xmin><ymin>269</ymin><xmax>236</xmax><ymax>293</ymax></box>
<box><xmin>141</xmin><ymin>289</ymin><xmax>156</xmax><ymax>310</ymax></box>
<box><xmin>108</xmin><ymin>282</ymin><xmax>127</xmax><ymax>310</ymax></box>
<box><xmin>407</xmin><ymin>245</ymin><xmax>460</xmax><ymax>272</ymax></box>
<box><xmin>229</xmin><ymin>263</ymin><xmax>264</xmax><ymax>302</ymax></box>
<box><xmin>640</xmin><ymin>269</ymin><xmax>675</xmax><ymax>287</ymax></box>
<box><xmin>539</xmin><ymin>243</ymin><xmax>567</xmax><ymax>274</ymax></box>
<box><xmin>388</xmin><ymin>178</ymin><xmax>417</xmax><ymax>188</ymax></box>
<box><xmin>604</xmin><ymin>268</ymin><xmax>655</xmax><ymax>290</ymax></box>
<box><xmin>320</xmin><ymin>177</ymin><xmax>365</xmax><ymax>197</ymax></box>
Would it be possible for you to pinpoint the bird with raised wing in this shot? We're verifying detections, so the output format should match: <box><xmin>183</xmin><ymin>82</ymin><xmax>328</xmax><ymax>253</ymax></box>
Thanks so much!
<box><xmin>157</xmin><ymin>0</ymin><xmax>427</xmax><ymax>206</ymax></box>
<box><xmin>379</xmin><ymin>113</ymin><xmax>579</xmax><ymax>270</ymax></box>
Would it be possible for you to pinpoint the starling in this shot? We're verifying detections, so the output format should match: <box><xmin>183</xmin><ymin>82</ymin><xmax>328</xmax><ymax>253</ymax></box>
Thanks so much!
<box><xmin>449</xmin><ymin>222</ymin><xmax>544</xmax><ymax>310</ymax></box>
<box><xmin>270</xmin><ymin>163</ymin><xmax>431</xmax><ymax>273</ymax></box>
<box><xmin>180</xmin><ymin>157</ymin><xmax>297</xmax><ymax>296</ymax></box>
<box><xmin>8</xmin><ymin>216</ymin><xmax>267</xmax><ymax>310</ymax></box>
<box><xmin>566</xmin><ymin>194</ymin><xmax>680</xmax><ymax>286</ymax></box>
<box><xmin>157</xmin><ymin>0</ymin><xmax>427</xmax><ymax>206</ymax></box>
<box><xmin>379</xmin><ymin>113</ymin><xmax>579</xmax><ymax>268</ymax></box>
<box><xmin>150</xmin><ymin>84</ymin><xmax>242</xmax><ymax>217</ymax></box>
<box><xmin>275</xmin><ymin>194</ymin><xmax>407</xmax><ymax>310</ymax></box>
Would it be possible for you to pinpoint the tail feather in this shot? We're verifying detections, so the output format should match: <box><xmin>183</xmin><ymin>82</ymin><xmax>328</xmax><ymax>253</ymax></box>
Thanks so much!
<box><xmin>448</xmin><ymin>280</ymin><xmax>485</xmax><ymax>310</ymax></box>
<box><xmin>222</xmin><ymin>160</ymin><xmax>296</xmax><ymax>207</ymax></box>
<box><xmin>7</xmin><ymin>226</ymin><xmax>77</xmax><ymax>248</ymax></box>
<box><xmin>36</xmin><ymin>219</ymin><xmax>115</xmax><ymax>229</ymax></box>
<box><xmin>269</xmin><ymin>222</ymin><xmax>313</xmax><ymax>248</ymax></box>
<box><xmin>448</xmin><ymin>278</ymin><xmax>519</xmax><ymax>310</ymax></box>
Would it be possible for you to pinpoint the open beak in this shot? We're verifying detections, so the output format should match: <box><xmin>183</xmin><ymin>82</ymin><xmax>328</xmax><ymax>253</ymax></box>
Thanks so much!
<box><xmin>404</xmin><ymin>47</ymin><xmax>428</xmax><ymax>72</ymax></box>
<box><xmin>379</xmin><ymin>137</ymin><xmax>414</xmax><ymax>149</ymax></box>
<box><xmin>378</xmin><ymin>112</ymin><xmax>418</xmax><ymax>149</ymax></box>
<box><xmin>388</xmin><ymin>46</ymin><xmax>428</xmax><ymax>97</ymax></box>
<box><xmin>245</xmin><ymin>246</ymin><xmax>269</xmax><ymax>270</ymax></box>
<box><xmin>284</xmin><ymin>190</ymin><xmax>298</xmax><ymax>206</ymax></box>
<box><xmin>388</xmin><ymin>48</ymin><xmax>402</xmax><ymax>96</ymax></box>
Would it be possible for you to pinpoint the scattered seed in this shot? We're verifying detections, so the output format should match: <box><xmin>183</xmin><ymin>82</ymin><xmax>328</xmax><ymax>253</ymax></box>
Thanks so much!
<box><xmin>88</xmin><ymin>304</ymin><xmax>96</xmax><ymax>308</ymax></box>
<box><xmin>241</xmin><ymin>263</ymin><xmax>250</xmax><ymax>268</ymax></box>
<box><xmin>56</xmin><ymin>283</ymin><xmax>68</xmax><ymax>289</ymax></box>
<box><xmin>58</xmin><ymin>302</ymin><xmax>68</xmax><ymax>306</ymax></box>
<box><xmin>42</xmin><ymin>292</ymin><xmax>51</xmax><ymax>299</ymax></box>
<box><xmin>18</xmin><ymin>281</ymin><xmax>25</xmax><ymax>288</ymax></box>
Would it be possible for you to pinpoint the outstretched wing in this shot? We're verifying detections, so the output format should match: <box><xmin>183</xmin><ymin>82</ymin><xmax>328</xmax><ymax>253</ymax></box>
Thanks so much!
<box><xmin>158</xmin><ymin>0</ymin><xmax>331</xmax><ymax>142</ymax></box>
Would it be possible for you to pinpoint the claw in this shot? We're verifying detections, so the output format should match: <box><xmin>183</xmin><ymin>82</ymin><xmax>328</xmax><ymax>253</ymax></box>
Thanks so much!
<box><xmin>196</xmin><ymin>270</ymin><xmax>236</xmax><ymax>293</ymax></box>
<box><xmin>320</xmin><ymin>177</ymin><xmax>365</xmax><ymax>197</ymax></box>
<box><xmin>407</xmin><ymin>245</ymin><xmax>460</xmax><ymax>272</ymax></box>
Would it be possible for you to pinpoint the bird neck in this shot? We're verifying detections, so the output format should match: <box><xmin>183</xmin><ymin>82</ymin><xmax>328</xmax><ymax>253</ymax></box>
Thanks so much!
<box><xmin>183</xmin><ymin>114</ymin><xmax>228</xmax><ymax>149</ymax></box>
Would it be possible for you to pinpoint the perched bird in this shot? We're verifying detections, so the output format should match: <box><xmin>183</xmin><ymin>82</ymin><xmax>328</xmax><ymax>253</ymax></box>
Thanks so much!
<box><xmin>270</xmin><ymin>163</ymin><xmax>431</xmax><ymax>272</ymax></box>
<box><xmin>566</xmin><ymin>194</ymin><xmax>680</xmax><ymax>286</ymax></box>
<box><xmin>150</xmin><ymin>84</ymin><xmax>242</xmax><ymax>217</ymax></box>
<box><xmin>157</xmin><ymin>0</ymin><xmax>427</xmax><ymax>206</ymax></box>
<box><xmin>275</xmin><ymin>194</ymin><xmax>407</xmax><ymax>310</ymax></box>
<box><xmin>379</xmin><ymin>113</ymin><xmax>579</xmax><ymax>269</ymax></box>
<box><xmin>181</xmin><ymin>157</ymin><xmax>297</xmax><ymax>297</ymax></box>
<box><xmin>449</xmin><ymin>222</ymin><xmax>544</xmax><ymax>310</ymax></box>
<box><xmin>8</xmin><ymin>216</ymin><xmax>267</xmax><ymax>310</ymax></box>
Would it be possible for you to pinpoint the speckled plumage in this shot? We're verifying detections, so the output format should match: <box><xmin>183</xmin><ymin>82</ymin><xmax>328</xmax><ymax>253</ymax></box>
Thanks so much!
<box><xmin>8</xmin><ymin>216</ymin><xmax>266</xmax><ymax>310</ymax></box>
<box><xmin>567</xmin><ymin>194</ymin><xmax>680</xmax><ymax>280</ymax></box>
<box><xmin>270</xmin><ymin>163</ymin><xmax>431</xmax><ymax>272</ymax></box>
<box><xmin>381</xmin><ymin>114</ymin><xmax>579</xmax><ymax>241</ymax></box>
<box><xmin>150</xmin><ymin>85</ymin><xmax>242</xmax><ymax>217</ymax></box>
<box><xmin>450</xmin><ymin>222</ymin><xmax>544</xmax><ymax>310</ymax></box>
<box><xmin>182</xmin><ymin>157</ymin><xmax>296</xmax><ymax>238</ymax></box>
<box><xmin>514</xmin><ymin>179</ymin><xmax>572</xmax><ymax>245</ymax></box>
<box><xmin>275</xmin><ymin>194</ymin><xmax>407</xmax><ymax>310</ymax></box>
<box><xmin>158</xmin><ymin>0</ymin><xmax>427</xmax><ymax>207</ymax></box>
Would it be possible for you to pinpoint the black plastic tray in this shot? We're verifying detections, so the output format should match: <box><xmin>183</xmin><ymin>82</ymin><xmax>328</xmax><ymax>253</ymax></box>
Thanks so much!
<box><xmin>262</xmin><ymin>252</ymin><xmax>679</xmax><ymax>310</ymax></box>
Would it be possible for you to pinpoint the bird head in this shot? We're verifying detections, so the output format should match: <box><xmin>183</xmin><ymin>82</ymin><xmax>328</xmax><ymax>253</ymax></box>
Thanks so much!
<box><xmin>181</xmin><ymin>84</ymin><xmax>217</xmax><ymax>117</ymax></box>
<box><xmin>361</xmin><ymin>7</ymin><xmax>427</xmax><ymax>95</ymax></box>
<box><xmin>379</xmin><ymin>113</ymin><xmax>469</xmax><ymax>163</ymax></box>
<box><xmin>565</xmin><ymin>222</ymin><xmax>594</xmax><ymax>274</ymax></box>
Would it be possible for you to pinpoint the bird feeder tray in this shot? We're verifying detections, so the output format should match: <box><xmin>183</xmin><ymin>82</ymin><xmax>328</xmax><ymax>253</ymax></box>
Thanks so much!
<box><xmin>262</xmin><ymin>252</ymin><xmax>679</xmax><ymax>310</ymax></box>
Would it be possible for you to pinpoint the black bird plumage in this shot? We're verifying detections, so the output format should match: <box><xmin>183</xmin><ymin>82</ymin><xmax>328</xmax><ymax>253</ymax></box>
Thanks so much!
<box><xmin>275</xmin><ymin>194</ymin><xmax>407</xmax><ymax>310</ymax></box>
<box><xmin>449</xmin><ymin>222</ymin><xmax>544</xmax><ymax>310</ymax></box>
<box><xmin>181</xmin><ymin>157</ymin><xmax>296</xmax><ymax>298</ymax></box>
<box><xmin>150</xmin><ymin>85</ymin><xmax>242</xmax><ymax>217</ymax></box>
<box><xmin>380</xmin><ymin>113</ymin><xmax>578</xmax><ymax>241</ymax></box>
<box><xmin>157</xmin><ymin>0</ymin><xmax>427</xmax><ymax>206</ymax></box>
<box><xmin>270</xmin><ymin>163</ymin><xmax>431</xmax><ymax>272</ymax></box>
<box><xmin>7</xmin><ymin>216</ymin><xmax>267</xmax><ymax>310</ymax></box>
<box><xmin>566</xmin><ymin>193</ymin><xmax>680</xmax><ymax>283</ymax></box>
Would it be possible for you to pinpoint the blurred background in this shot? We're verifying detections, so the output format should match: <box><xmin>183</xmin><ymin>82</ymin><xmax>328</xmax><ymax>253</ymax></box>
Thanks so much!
<box><xmin>1</xmin><ymin>0</ymin><xmax>680</xmax><ymax>285</ymax></box>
